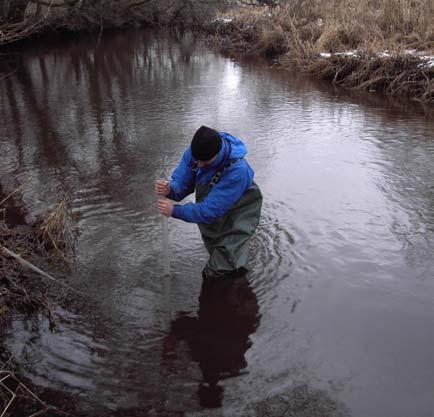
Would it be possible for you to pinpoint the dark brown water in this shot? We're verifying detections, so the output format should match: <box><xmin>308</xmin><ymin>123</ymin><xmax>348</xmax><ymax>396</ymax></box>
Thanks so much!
<box><xmin>1</xmin><ymin>30</ymin><xmax>434</xmax><ymax>417</ymax></box>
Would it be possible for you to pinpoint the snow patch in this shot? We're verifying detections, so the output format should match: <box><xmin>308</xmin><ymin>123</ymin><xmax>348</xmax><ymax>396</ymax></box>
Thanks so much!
<box><xmin>418</xmin><ymin>56</ymin><xmax>434</xmax><ymax>68</ymax></box>
<box><xmin>335</xmin><ymin>50</ymin><xmax>358</xmax><ymax>57</ymax></box>
<box><xmin>212</xmin><ymin>17</ymin><xmax>233</xmax><ymax>24</ymax></box>
<box><xmin>378</xmin><ymin>51</ymin><xmax>390</xmax><ymax>58</ymax></box>
<box><xmin>319</xmin><ymin>49</ymin><xmax>434</xmax><ymax>68</ymax></box>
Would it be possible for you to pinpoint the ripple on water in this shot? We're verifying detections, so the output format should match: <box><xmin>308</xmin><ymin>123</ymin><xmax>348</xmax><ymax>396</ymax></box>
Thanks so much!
<box><xmin>249</xmin><ymin>200</ymin><xmax>298</xmax><ymax>301</ymax></box>
<box><xmin>72</xmin><ymin>187</ymin><xmax>143</xmax><ymax>224</ymax></box>
<box><xmin>2</xmin><ymin>30</ymin><xmax>434</xmax><ymax>417</ymax></box>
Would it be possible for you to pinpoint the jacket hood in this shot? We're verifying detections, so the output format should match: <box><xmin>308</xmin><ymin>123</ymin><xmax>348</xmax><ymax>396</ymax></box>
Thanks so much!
<box><xmin>220</xmin><ymin>132</ymin><xmax>248</xmax><ymax>160</ymax></box>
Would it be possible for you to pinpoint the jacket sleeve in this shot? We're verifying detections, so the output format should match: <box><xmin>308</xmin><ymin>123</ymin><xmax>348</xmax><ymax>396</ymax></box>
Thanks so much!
<box><xmin>172</xmin><ymin>162</ymin><xmax>250</xmax><ymax>224</ymax></box>
<box><xmin>167</xmin><ymin>149</ymin><xmax>195</xmax><ymax>202</ymax></box>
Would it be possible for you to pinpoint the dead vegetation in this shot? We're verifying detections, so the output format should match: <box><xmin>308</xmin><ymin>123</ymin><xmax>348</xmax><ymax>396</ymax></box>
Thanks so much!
<box><xmin>0</xmin><ymin>358</ymin><xmax>72</xmax><ymax>417</ymax></box>
<box><xmin>2</xmin><ymin>0</ymin><xmax>431</xmax><ymax>101</ymax></box>
<box><xmin>207</xmin><ymin>0</ymin><xmax>434</xmax><ymax>102</ymax></box>
<box><xmin>0</xmin><ymin>190</ymin><xmax>76</xmax><ymax>320</ymax></box>
<box><xmin>0</xmin><ymin>191</ymin><xmax>83</xmax><ymax>417</ymax></box>
<box><xmin>0</xmin><ymin>0</ymin><xmax>227</xmax><ymax>47</ymax></box>
<box><xmin>36</xmin><ymin>199</ymin><xmax>76</xmax><ymax>264</ymax></box>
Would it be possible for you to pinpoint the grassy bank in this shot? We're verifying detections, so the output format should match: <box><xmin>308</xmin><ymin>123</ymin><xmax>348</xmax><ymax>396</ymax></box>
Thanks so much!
<box><xmin>207</xmin><ymin>0</ymin><xmax>434</xmax><ymax>102</ymax></box>
<box><xmin>1</xmin><ymin>1</ymin><xmax>432</xmax><ymax>102</ymax></box>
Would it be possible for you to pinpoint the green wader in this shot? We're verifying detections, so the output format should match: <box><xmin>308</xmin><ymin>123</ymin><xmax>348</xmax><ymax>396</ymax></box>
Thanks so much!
<box><xmin>196</xmin><ymin>180</ymin><xmax>263</xmax><ymax>278</ymax></box>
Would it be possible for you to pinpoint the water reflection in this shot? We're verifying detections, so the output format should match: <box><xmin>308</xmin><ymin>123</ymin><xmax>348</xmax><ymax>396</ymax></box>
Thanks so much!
<box><xmin>1</xmin><ymin>28</ymin><xmax>434</xmax><ymax>417</ymax></box>
<box><xmin>0</xmin><ymin>30</ymin><xmax>206</xmax><ymax>209</ymax></box>
<box><xmin>165</xmin><ymin>274</ymin><xmax>259</xmax><ymax>408</ymax></box>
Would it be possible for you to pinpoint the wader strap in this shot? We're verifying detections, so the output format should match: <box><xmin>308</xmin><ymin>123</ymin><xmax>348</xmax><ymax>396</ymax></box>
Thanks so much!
<box><xmin>209</xmin><ymin>158</ymin><xmax>244</xmax><ymax>188</ymax></box>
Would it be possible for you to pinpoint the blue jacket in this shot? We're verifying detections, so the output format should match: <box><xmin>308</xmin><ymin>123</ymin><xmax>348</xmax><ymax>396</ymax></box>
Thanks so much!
<box><xmin>168</xmin><ymin>132</ymin><xmax>255</xmax><ymax>224</ymax></box>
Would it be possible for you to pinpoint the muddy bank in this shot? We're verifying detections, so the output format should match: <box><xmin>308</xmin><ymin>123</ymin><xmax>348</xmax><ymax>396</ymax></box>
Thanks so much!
<box><xmin>0</xmin><ymin>190</ymin><xmax>47</xmax><ymax>318</ymax></box>
<box><xmin>0</xmin><ymin>190</ymin><xmax>75</xmax><ymax>319</ymax></box>
<box><xmin>0</xmin><ymin>187</ymin><xmax>77</xmax><ymax>332</ymax></box>
<box><xmin>205</xmin><ymin>2</ymin><xmax>433</xmax><ymax>103</ymax></box>
<box><xmin>0</xmin><ymin>190</ymin><xmax>78</xmax><ymax>416</ymax></box>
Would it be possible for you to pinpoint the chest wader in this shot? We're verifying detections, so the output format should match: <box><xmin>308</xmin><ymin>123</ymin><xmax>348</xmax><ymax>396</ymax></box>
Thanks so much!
<box><xmin>195</xmin><ymin>162</ymin><xmax>263</xmax><ymax>279</ymax></box>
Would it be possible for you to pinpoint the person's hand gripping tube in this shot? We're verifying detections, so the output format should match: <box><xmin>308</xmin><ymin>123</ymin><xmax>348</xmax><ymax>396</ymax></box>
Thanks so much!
<box><xmin>155</xmin><ymin>180</ymin><xmax>173</xmax><ymax>217</ymax></box>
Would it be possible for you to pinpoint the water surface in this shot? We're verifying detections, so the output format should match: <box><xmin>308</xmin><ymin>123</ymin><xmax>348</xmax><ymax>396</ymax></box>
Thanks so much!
<box><xmin>1</xmin><ymin>30</ymin><xmax>434</xmax><ymax>417</ymax></box>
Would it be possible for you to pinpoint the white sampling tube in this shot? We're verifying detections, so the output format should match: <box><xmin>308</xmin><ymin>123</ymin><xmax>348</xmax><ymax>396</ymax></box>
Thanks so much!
<box><xmin>162</xmin><ymin>214</ymin><xmax>170</xmax><ymax>276</ymax></box>
<box><xmin>161</xmin><ymin>214</ymin><xmax>172</xmax><ymax>328</ymax></box>
<box><xmin>159</xmin><ymin>175</ymin><xmax>172</xmax><ymax>329</ymax></box>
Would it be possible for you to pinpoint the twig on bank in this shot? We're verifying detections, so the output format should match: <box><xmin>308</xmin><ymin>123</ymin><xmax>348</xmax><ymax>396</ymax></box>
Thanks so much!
<box><xmin>0</xmin><ymin>367</ymin><xmax>73</xmax><ymax>417</ymax></box>
<box><xmin>0</xmin><ymin>386</ymin><xmax>16</xmax><ymax>417</ymax></box>
<box><xmin>0</xmin><ymin>19</ymin><xmax>45</xmax><ymax>47</ymax></box>
<box><xmin>0</xmin><ymin>186</ymin><xmax>23</xmax><ymax>207</ymax></box>
<box><xmin>0</xmin><ymin>246</ymin><xmax>84</xmax><ymax>296</ymax></box>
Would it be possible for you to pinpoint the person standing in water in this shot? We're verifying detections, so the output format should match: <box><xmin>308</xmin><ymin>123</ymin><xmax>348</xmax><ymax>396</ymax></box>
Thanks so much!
<box><xmin>156</xmin><ymin>126</ymin><xmax>262</xmax><ymax>279</ymax></box>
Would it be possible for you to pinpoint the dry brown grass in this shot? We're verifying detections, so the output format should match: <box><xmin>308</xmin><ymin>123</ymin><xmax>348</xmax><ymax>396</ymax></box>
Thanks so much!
<box><xmin>0</xmin><ymin>358</ymin><xmax>71</xmax><ymax>417</ymax></box>
<box><xmin>36</xmin><ymin>198</ymin><xmax>76</xmax><ymax>264</ymax></box>
<box><xmin>215</xmin><ymin>0</ymin><xmax>433</xmax><ymax>52</ymax></box>
<box><xmin>208</xmin><ymin>0</ymin><xmax>434</xmax><ymax>101</ymax></box>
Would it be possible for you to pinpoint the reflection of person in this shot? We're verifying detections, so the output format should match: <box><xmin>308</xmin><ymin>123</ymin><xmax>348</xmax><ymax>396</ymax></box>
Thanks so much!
<box><xmin>164</xmin><ymin>274</ymin><xmax>260</xmax><ymax>408</ymax></box>
<box><xmin>156</xmin><ymin>126</ymin><xmax>262</xmax><ymax>279</ymax></box>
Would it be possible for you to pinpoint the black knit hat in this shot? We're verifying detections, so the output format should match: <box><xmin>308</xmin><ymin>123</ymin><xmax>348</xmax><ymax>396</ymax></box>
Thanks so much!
<box><xmin>191</xmin><ymin>126</ymin><xmax>222</xmax><ymax>161</ymax></box>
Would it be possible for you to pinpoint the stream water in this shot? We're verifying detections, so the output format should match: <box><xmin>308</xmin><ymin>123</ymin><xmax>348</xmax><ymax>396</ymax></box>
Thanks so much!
<box><xmin>1</xmin><ymin>30</ymin><xmax>434</xmax><ymax>417</ymax></box>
